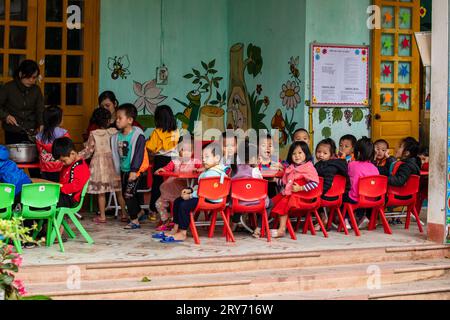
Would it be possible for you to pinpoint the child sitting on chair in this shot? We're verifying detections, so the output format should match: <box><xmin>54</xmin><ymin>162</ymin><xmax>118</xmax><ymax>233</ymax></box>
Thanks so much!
<box><xmin>154</xmin><ymin>136</ymin><xmax>202</xmax><ymax>231</ymax></box>
<box><xmin>0</xmin><ymin>145</ymin><xmax>32</xmax><ymax>202</ymax></box>
<box><xmin>156</xmin><ymin>143</ymin><xmax>229</xmax><ymax>243</ymax></box>
<box><xmin>52</xmin><ymin>137</ymin><xmax>90</xmax><ymax>209</ymax></box>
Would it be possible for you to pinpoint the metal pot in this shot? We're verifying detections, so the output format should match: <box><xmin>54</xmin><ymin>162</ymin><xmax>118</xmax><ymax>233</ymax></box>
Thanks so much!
<box><xmin>6</xmin><ymin>143</ymin><xmax>38</xmax><ymax>163</ymax></box>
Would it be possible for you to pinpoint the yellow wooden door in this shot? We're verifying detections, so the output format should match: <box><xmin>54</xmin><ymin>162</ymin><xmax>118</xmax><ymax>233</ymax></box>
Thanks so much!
<box><xmin>0</xmin><ymin>0</ymin><xmax>99</xmax><ymax>148</ymax></box>
<box><xmin>37</xmin><ymin>0</ymin><xmax>99</xmax><ymax>148</ymax></box>
<box><xmin>372</xmin><ymin>0</ymin><xmax>420</xmax><ymax>152</ymax></box>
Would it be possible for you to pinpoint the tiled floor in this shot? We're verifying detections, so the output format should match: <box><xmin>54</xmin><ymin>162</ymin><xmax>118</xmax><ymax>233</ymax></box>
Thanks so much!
<box><xmin>19</xmin><ymin>211</ymin><xmax>434</xmax><ymax>267</ymax></box>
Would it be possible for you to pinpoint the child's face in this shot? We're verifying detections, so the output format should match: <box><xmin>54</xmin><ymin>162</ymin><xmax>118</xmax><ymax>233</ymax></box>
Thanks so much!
<box><xmin>395</xmin><ymin>143</ymin><xmax>409</xmax><ymax>159</ymax></box>
<box><xmin>316</xmin><ymin>144</ymin><xmax>332</xmax><ymax>162</ymax></box>
<box><xmin>339</xmin><ymin>139</ymin><xmax>354</xmax><ymax>156</ymax></box>
<box><xmin>419</xmin><ymin>154</ymin><xmax>429</xmax><ymax>164</ymax></box>
<box><xmin>374</xmin><ymin>142</ymin><xmax>388</xmax><ymax>161</ymax></box>
<box><xmin>292</xmin><ymin>146</ymin><xmax>306</xmax><ymax>165</ymax></box>
<box><xmin>202</xmin><ymin>148</ymin><xmax>220</xmax><ymax>169</ymax></box>
<box><xmin>259</xmin><ymin>138</ymin><xmax>273</xmax><ymax>161</ymax></box>
<box><xmin>294</xmin><ymin>131</ymin><xmax>310</xmax><ymax>145</ymax></box>
<box><xmin>180</xmin><ymin>143</ymin><xmax>193</xmax><ymax>159</ymax></box>
<box><xmin>115</xmin><ymin>110</ymin><xmax>133</xmax><ymax>130</ymax></box>
<box><xmin>59</xmin><ymin>151</ymin><xmax>78</xmax><ymax>166</ymax></box>
<box><xmin>223</xmin><ymin>138</ymin><xmax>237</xmax><ymax>161</ymax></box>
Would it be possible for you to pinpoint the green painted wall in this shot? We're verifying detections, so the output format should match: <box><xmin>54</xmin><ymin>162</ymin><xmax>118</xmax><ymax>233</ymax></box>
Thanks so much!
<box><xmin>304</xmin><ymin>0</ymin><xmax>371</xmax><ymax>145</ymax></box>
<box><xmin>99</xmin><ymin>0</ymin><xmax>229</xmax><ymax>123</ymax></box>
<box><xmin>99</xmin><ymin>0</ymin><xmax>371</xmax><ymax>145</ymax></box>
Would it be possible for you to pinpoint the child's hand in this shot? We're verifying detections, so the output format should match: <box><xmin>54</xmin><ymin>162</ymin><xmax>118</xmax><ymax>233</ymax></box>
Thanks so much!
<box><xmin>271</xmin><ymin>162</ymin><xmax>283</xmax><ymax>171</ymax></box>
<box><xmin>385</xmin><ymin>150</ymin><xmax>390</xmax><ymax>159</ymax></box>
<box><xmin>155</xmin><ymin>168</ymin><xmax>165</xmax><ymax>174</ymax></box>
<box><xmin>292</xmin><ymin>183</ymin><xmax>303</xmax><ymax>193</ymax></box>
<box><xmin>196</xmin><ymin>167</ymin><xmax>205</xmax><ymax>173</ymax></box>
<box><xmin>128</xmin><ymin>172</ymin><xmax>137</xmax><ymax>182</ymax></box>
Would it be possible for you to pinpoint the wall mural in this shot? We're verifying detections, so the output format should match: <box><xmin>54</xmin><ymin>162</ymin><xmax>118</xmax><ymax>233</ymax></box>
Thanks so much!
<box><xmin>318</xmin><ymin>107</ymin><xmax>370</xmax><ymax>139</ymax></box>
<box><xmin>271</xmin><ymin>56</ymin><xmax>302</xmax><ymax>147</ymax></box>
<box><xmin>133</xmin><ymin>79</ymin><xmax>167</xmax><ymax>128</ymax></box>
<box><xmin>176</xmin><ymin>59</ymin><xmax>227</xmax><ymax>134</ymax></box>
<box><xmin>227</xmin><ymin>43</ymin><xmax>263</xmax><ymax>131</ymax></box>
<box><xmin>108</xmin><ymin>55</ymin><xmax>131</xmax><ymax>80</ymax></box>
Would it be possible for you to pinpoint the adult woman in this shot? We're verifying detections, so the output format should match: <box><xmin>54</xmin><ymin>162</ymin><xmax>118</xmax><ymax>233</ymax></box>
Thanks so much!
<box><xmin>0</xmin><ymin>60</ymin><xmax>44</xmax><ymax>144</ymax></box>
<box><xmin>83</xmin><ymin>91</ymin><xmax>143</xmax><ymax>141</ymax></box>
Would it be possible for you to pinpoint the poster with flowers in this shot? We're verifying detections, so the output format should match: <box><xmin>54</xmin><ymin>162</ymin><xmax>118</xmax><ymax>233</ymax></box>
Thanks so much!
<box><xmin>311</xmin><ymin>44</ymin><xmax>370</xmax><ymax>107</ymax></box>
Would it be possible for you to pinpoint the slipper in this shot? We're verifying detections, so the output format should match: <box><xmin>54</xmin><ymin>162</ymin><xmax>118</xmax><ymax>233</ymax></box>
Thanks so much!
<box><xmin>124</xmin><ymin>223</ymin><xmax>141</xmax><ymax>230</ymax></box>
<box><xmin>152</xmin><ymin>232</ymin><xmax>167</xmax><ymax>239</ymax></box>
<box><xmin>93</xmin><ymin>217</ymin><xmax>107</xmax><ymax>224</ymax></box>
<box><xmin>160</xmin><ymin>237</ymin><xmax>184</xmax><ymax>243</ymax></box>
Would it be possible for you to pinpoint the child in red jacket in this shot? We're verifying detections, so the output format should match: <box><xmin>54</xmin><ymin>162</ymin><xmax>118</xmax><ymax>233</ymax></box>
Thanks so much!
<box><xmin>52</xmin><ymin>137</ymin><xmax>90</xmax><ymax>208</ymax></box>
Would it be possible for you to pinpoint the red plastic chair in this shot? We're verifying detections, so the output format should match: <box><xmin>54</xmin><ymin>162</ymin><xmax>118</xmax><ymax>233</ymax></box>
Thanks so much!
<box><xmin>322</xmin><ymin>175</ymin><xmax>348</xmax><ymax>235</ymax></box>
<box><xmin>415</xmin><ymin>172</ymin><xmax>428</xmax><ymax>219</ymax></box>
<box><xmin>385</xmin><ymin>175</ymin><xmax>423</xmax><ymax>233</ymax></box>
<box><xmin>228</xmin><ymin>179</ymin><xmax>271</xmax><ymax>242</ymax></box>
<box><xmin>189</xmin><ymin>176</ymin><xmax>233</xmax><ymax>245</ymax></box>
<box><xmin>287</xmin><ymin>178</ymin><xmax>327</xmax><ymax>238</ymax></box>
<box><xmin>342</xmin><ymin>175</ymin><xmax>389</xmax><ymax>236</ymax></box>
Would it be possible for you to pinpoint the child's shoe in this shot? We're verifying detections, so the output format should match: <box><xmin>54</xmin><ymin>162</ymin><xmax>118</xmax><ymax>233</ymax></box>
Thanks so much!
<box><xmin>148</xmin><ymin>212</ymin><xmax>158</xmax><ymax>222</ymax></box>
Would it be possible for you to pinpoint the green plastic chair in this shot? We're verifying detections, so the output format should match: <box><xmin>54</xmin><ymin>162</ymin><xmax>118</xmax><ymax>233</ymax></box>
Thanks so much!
<box><xmin>0</xmin><ymin>184</ymin><xmax>22</xmax><ymax>254</ymax></box>
<box><xmin>17</xmin><ymin>183</ymin><xmax>64</xmax><ymax>252</ymax></box>
<box><xmin>50</xmin><ymin>183</ymin><xmax>94</xmax><ymax>246</ymax></box>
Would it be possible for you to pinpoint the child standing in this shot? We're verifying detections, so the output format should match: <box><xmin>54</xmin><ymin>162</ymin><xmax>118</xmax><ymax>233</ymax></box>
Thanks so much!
<box><xmin>79</xmin><ymin>108</ymin><xmax>127</xmax><ymax>224</ymax></box>
<box><xmin>373</xmin><ymin>139</ymin><xmax>396</xmax><ymax>176</ymax></box>
<box><xmin>344</xmin><ymin>137</ymin><xmax>379</xmax><ymax>230</ymax></box>
<box><xmin>36</xmin><ymin>106</ymin><xmax>70</xmax><ymax>182</ymax></box>
<box><xmin>52</xmin><ymin>137</ymin><xmax>90</xmax><ymax>209</ymax></box>
<box><xmin>338</xmin><ymin>134</ymin><xmax>357</xmax><ymax>163</ymax></box>
<box><xmin>146</xmin><ymin>105</ymin><xmax>180</xmax><ymax>221</ymax></box>
<box><xmin>270</xmin><ymin>141</ymin><xmax>319</xmax><ymax>238</ymax></box>
<box><xmin>111</xmin><ymin>104</ymin><xmax>148</xmax><ymax>230</ymax></box>
<box><xmin>159</xmin><ymin>143</ymin><xmax>229</xmax><ymax>242</ymax></box>
<box><xmin>154</xmin><ymin>137</ymin><xmax>202</xmax><ymax>231</ymax></box>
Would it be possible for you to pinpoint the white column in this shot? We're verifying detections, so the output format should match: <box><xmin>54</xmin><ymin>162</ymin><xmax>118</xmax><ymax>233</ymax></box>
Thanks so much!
<box><xmin>428</xmin><ymin>0</ymin><xmax>449</xmax><ymax>243</ymax></box>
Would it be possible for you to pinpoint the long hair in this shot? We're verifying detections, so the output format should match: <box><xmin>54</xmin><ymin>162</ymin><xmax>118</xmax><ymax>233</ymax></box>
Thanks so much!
<box><xmin>42</xmin><ymin>105</ymin><xmax>63</xmax><ymax>143</ymax></box>
<box><xmin>98</xmin><ymin>91</ymin><xmax>119</xmax><ymax>108</ymax></box>
<box><xmin>354</xmin><ymin>137</ymin><xmax>374</xmax><ymax>162</ymax></box>
<box><xmin>286</xmin><ymin>141</ymin><xmax>313</xmax><ymax>165</ymax></box>
<box><xmin>155</xmin><ymin>105</ymin><xmax>177</xmax><ymax>132</ymax></box>
<box><xmin>400</xmin><ymin>137</ymin><xmax>420</xmax><ymax>159</ymax></box>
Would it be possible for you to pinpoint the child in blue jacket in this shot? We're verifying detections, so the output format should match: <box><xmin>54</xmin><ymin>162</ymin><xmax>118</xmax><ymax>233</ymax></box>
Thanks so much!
<box><xmin>0</xmin><ymin>145</ymin><xmax>32</xmax><ymax>201</ymax></box>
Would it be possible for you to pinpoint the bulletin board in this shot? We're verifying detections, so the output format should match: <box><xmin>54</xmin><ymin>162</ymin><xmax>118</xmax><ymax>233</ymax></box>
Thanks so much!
<box><xmin>311</xmin><ymin>44</ymin><xmax>370</xmax><ymax>107</ymax></box>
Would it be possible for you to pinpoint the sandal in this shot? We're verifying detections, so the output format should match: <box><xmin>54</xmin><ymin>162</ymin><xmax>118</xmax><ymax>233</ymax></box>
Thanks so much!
<box><xmin>124</xmin><ymin>223</ymin><xmax>141</xmax><ymax>230</ymax></box>
<box><xmin>93</xmin><ymin>217</ymin><xmax>107</xmax><ymax>224</ymax></box>
<box><xmin>160</xmin><ymin>236</ymin><xmax>184</xmax><ymax>243</ymax></box>
<box><xmin>152</xmin><ymin>232</ymin><xmax>167</xmax><ymax>239</ymax></box>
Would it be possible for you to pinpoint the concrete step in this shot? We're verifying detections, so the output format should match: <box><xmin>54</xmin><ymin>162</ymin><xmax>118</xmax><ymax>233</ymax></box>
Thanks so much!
<box><xmin>18</xmin><ymin>244</ymin><xmax>450</xmax><ymax>285</ymax></box>
<box><xmin>229</xmin><ymin>278</ymin><xmax>450</xmax><ymax>300</ymax></box>
<box><xmin>25</xmin><ymin>258</ymin><xmax>450</xmax><ymax>300</ymax></box>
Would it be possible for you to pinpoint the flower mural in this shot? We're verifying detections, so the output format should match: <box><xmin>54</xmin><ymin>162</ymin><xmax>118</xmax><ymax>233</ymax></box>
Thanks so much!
<box><xmin>280</xmin><ymin>80</ymin><xmax>301</xmax><ymax>110</ymax></box>
<box><xmin>133</xmin><ymin>79</ymin><xmax>168</xmax><ymax>115</ymax></box>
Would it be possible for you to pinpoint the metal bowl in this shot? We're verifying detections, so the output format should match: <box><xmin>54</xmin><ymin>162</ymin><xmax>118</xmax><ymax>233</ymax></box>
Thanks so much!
<box><xmin>6</xmin><ymin>143</ymin><xmax>38</xmax><ymax>163</ymax></box>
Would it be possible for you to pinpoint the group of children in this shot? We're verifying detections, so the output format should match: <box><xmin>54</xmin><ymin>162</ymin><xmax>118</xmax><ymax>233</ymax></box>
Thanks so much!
<box><xmin>0</xmin><ymin>91</ymin><xmax>429</xmax><ymax>244</ymax></box>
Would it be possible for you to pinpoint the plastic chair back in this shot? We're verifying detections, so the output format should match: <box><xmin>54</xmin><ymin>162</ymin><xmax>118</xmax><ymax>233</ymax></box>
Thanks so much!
<box><xmin>289</xmin><ymin>178</ymin><xmax>324</xmax><ymax>211</ymax></box>
<box><xmin>386</xmin><ymin>175</ymin><xmax>420</xmax><ymax>206</ymax></box>
<box><xmin>231</xmin><ymin>178</ymin><xmax>267</xmax><ymax>212</ymax></box>
<box><xmin>196</xmin><ymin>176</ymin><xmax>231</xmax><ymax>211</ymax></box>
<box><xmin>358</xmin><ymin>175</ymin><xmax>387</xmax><ymax>208</ymax></box>
<box><xmin>321</xmin><ymin>175</ymin><xmax>346</xmax><ymax>207</ymax></box>
<box><xmin>20</xmin><ymin>183</ymin><xmax>60</xmax><ymax>219</ymax></box>
<box><xmin>0</xmin><ymin>184</ymin><xmax>15</xmax><ymax>220</ymax></box>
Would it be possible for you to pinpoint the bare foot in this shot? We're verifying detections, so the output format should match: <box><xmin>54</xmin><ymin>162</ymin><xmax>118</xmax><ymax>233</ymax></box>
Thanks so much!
<box><xmin>270</xmin><ymin>229</ymin><xmax>286</xmax><ymax>239</ymax></box>
<box><xmin>170</xmin><ymin>232</ymin><xmax>187</xmax><ymax>241</ymax></box>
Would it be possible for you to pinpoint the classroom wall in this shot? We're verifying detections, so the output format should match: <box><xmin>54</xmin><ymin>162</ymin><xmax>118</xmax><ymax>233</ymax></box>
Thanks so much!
<box><xmin>304</xmin><ymin>0</ymin><xmax>372</xmax><ymax>147</ymax></box>
<box><xmin>98</xmin><ymin>0</ymin><xmax>370</xmax><ymax>146</ymax></box>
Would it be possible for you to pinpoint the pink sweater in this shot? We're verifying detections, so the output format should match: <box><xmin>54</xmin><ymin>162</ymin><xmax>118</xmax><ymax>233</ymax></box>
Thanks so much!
<box><xmin>348</xmin><ymin>161</ymin><xmax>379</xmax><ymax>202</ymax></box>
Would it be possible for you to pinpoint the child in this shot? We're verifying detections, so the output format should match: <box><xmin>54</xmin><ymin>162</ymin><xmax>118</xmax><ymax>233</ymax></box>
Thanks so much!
<box><xmin>373</xmin><ymin>139</ymin><xmax>396</xmax><ymax>176</ymax></box>
<box><xmin>258</xmin><ymin>133</ymin><xmax>284</xmax><ymax>198</ymax></box>
<box><xmin>221</xmin><ymin>131</ymin><xmax>238</xmax><ymax>175</ymax></box>
<box><xmin>293</xmin><ymin>128</ymin><xmax>310</xmax><ymax>146</ymax></box>
<box><xmin>389</xmin><ymin>137</ymin><xmax>421</xmax><ymax>187</ymax></box>
<box><xmin>36</xmin><ymin>106</ymin><xmax>70</xmax><ymax>182</ymax></box>
<box><xmin>0</xmin><ymin>145</ymin><xmax>32</xmax><ymax>201</ymax></box>
<box><xmin>418</xmin><ymin>146</ymin><xmax>429</xmax><ymax>172</ymax></box>
<box><xmin>52</xmin><ymin>137</ymin><xmax>90</xmax><ymax>209</ymax></box>
<box><xmin>83</xmin><ymin>91</ymin><xmax>143</xmax><ymax>141</ymax></box>
<box><xmin>79</xmin><ymin>108</ymin><xmax>127</xmax><ymax>224</ymax></box>
<box><xmin>231</xmin><ymin>140</ymin><xmax>267</xmax><ymax>235</ymax></box>
<box><xmin>338</xmin><ymin>134</ymin><xmax>357</xmax><ymax>163</ymax></box>
<box><xmin>159</xmin><ymin>143</ymin><xmax>229</xmax><ymax>242</ymax></box>
<box><xmin>111</xmin><ymin>104</ymin><xmax>149</xmax><ymax>230</ymax></box>
<box><xmin>146</xmin><ymin>105</ymin><xmax>180</xmax><ymax>221</ymax></box>
<box><xmin>270</xmin><ymin>141</ymin><xmax>319</xmax><ymax>238</ymax></box>
<box><xmin>154</xmin><ymin>136</ymin><xmax>202</xmax><ymax>231</ymax></box>
<box><xmin>345</xmin><ymin>137</ymin><xmax>379</xmax><ymax>230</ymax></box>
